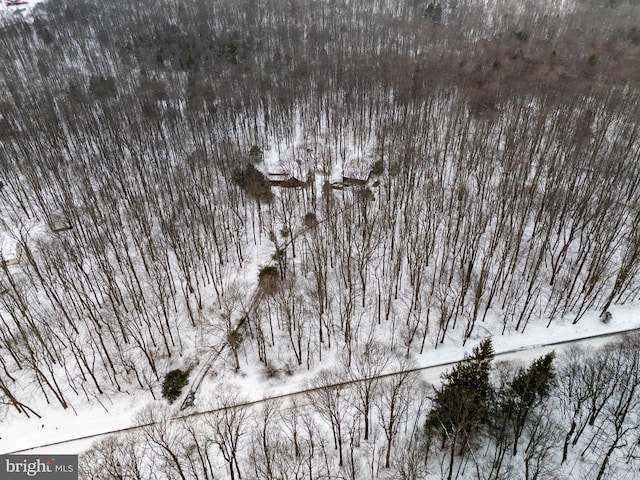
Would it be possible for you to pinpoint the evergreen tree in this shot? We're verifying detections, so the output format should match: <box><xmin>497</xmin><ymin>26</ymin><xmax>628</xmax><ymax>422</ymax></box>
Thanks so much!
<box><xmin>507</xmin><ymin>352</ymin><xmax>555</xmax><ymax>455</ymax></box>
<box><xmin>425</xmin><ymin>339</ymin><xmax>494</xmax><ymax>479</ymax></box>
<box><xmin>161</xmin><ymin>369</ymin><xmax>190</xmax><ymax>404</ymax></box>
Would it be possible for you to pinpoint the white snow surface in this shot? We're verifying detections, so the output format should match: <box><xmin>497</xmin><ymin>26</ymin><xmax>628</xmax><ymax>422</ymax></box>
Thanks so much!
<box><xmin>2</xmin><ymin>302</ymin><xmax>637</xmax><ymax>455</ymax></box>
<box><xmin>0</xmin><ymin>233</ymin><xmax>16</xmax><ymax>260</ymax></box>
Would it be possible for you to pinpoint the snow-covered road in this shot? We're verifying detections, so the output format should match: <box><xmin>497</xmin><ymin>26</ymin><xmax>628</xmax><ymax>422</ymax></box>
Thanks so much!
<box><xmin>5</xmin><ymin>314</ymin><xmax>639</xmax><ymax>456</ymax></box>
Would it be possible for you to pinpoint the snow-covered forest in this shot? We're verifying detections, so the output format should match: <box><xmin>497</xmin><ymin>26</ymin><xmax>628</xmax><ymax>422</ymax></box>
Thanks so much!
<box><xmin>79</xmin><ymin>336</ymin><xmax>640</xmax><ymax>480</ymax></box>
<box><xmin>1</xmin><ymin>0</ymin><xmax>640</xmax><ymax>477</ymax></box>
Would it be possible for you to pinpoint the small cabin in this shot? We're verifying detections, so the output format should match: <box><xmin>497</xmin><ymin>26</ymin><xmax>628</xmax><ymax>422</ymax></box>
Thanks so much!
<box><xmin>267</xmin><ymin>172</ymin><xmax>305</xmax><ymax>188</ymax></box>
<box><xmin>342</xmin><ymin>176</ymin><xmax>368</xmax><ymax>187</ymax></box>
<box><xmin>332</xmin><ymin>172</ymin><xmax>371</xmax><ymax>190</ymax></box>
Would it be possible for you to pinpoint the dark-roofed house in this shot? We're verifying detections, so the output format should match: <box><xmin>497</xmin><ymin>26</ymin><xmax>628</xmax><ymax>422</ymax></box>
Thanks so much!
<box><xmin>267</xmin><ymin>172</ymin><xmax>305</xmax><ymax>188</ymax></box>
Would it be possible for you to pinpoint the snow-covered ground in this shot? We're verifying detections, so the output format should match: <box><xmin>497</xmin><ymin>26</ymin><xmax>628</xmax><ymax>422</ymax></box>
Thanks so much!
<box><xmin>1</xmin><ymin>110</ymin><xmax>637</xmax><ymax>470</ymax></box>
<box><xmin>0</xmin><ymin>233</ymin><xmax>17</xmax><ymax>262</ymax></box>
<box><xmin>0</xmin><ymin>4</ymin><xmax>637</xmax><ymax>479</ymax></box>
<box><xmin>3</xmin><ymin>302</ymin><xmax>637</xmax><ymax>456</ymax></box>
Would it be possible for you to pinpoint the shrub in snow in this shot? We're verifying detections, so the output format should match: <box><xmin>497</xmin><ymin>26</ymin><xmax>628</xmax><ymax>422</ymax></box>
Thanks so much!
<box><xmin>303</xmin><ymin>212</ymin><xmax>318</xmax><ymax>228</ymax></box>
<box><xmin>248</xmin><ymin>145</ymin><xmax>264</xmax><ymax>161</ymax></box>
<box><xmin>232</xmin><ymin>164</ymin><xmax>273</xmax><ymax>203</ymax></box>
<box><xmin>600</xmin><ymin>311</ymin><xmax>612</xmax><ymax>324</ymax></box>
<box><xmin>258</xmin><ymin>265</ymin><xmax>280</xmax><ymax>293</ymax></box>
<box><xmin>161</xmin><ymin>369</ymin><xmax>190</xmax><ymax>404</ymax></box>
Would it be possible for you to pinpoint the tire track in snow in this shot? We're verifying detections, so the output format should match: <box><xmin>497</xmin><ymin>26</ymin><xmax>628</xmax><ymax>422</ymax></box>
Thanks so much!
<box><xmin>179</xmin><ymin>286</ymin><xmax>264</xmax><ymax>409</ymax></box>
